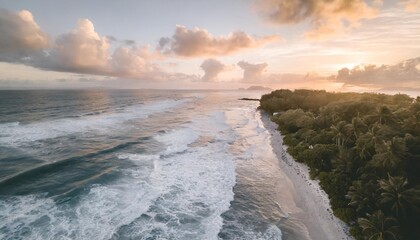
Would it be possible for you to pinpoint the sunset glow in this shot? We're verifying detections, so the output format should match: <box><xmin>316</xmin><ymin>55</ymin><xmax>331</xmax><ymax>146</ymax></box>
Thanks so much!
<box><xmin>1</xmin><ymin>1</ymin><xmax>420</xmax><ymax>239</ymax></box>
<box><xmin>0</xmin><ymin>0</ymin><xmax>419</xmax><ymax>92</ymax></box>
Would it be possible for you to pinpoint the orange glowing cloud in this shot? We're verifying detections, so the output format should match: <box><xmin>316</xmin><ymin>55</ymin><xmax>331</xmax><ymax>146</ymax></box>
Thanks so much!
<box><xmin>256</xmin><ymin>0</ymin><xmax>379</xmax><ymax>39</ymax></box>
<box><xmin>158</xmin><ymin>25</ymin><xmax>280</xmax><ymax>57</ymax></box>
<box><xmin>335</xmin><ymin>57</ymin><xmax>420</xmax><ymax>88</ymax></box>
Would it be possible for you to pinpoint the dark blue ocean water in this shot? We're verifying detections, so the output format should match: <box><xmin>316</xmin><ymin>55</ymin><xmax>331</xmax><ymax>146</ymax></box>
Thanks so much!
<box><xmin>0</xmin><ymin>90</ymin><xmax>289</xmax><ymax>240</ymax></box>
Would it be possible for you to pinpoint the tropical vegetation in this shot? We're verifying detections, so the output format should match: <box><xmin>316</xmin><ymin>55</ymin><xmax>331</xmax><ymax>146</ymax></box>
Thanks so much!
<box><xmin>259</xmin><ymin>89</ymin><xmax>420</xmax><ymax>240</ymax></box>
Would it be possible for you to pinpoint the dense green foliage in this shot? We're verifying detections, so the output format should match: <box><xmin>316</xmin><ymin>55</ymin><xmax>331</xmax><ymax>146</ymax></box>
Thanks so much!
<box><xmin>259</xmin><ymin>89</ymin><xmax>420</xmax><ymax>240</ymax></box>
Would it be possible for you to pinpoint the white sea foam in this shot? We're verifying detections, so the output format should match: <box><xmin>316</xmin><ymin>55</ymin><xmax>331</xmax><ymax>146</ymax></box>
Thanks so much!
<box><xmin>154</xmin><ymin>128</ymin><xmax>199</xmax><ymax>155</ymax></box>
<box><xmin>116</xmin><ymin>112</ymin><xmax>236</xmax><ymax>239</ymax></box>
<box><xmin>0</xmin><ymin>99</ymin><xmax>187</xmax><ymax>146</ymax></box>
<box><xmin>1</xmin><ymin>139</ymin><xmax>161</xmax><ymax>238</ymax></box>
<box><xmin>0</xmin><ymin>109</ymin><xmax>236</xmax><ymax>240</ymax></box>
<box><xmin>0</xmin><ymin>121</ymin><xmax>20</xmax><ymax>128</ymax></box>
<box><xmin>262</xmin><ymin>225</ymin><xmax>283</xmax><ymax>240</ymax></box>
<box><xmin>0</xmin><ymin>173</ymin><xmax>159</xmax><ymax>240</ymax></box>
<box><xmin>232</xmin><ymin>224</ymin><xmax>283</xmax><ymax>240</ymax></box>
<box><xmin>219</xmin><ymin>106</ymin><xmax>287</xmax><ymax>239</ymax></box>
<box><xmin>118</xmin><ymin>153</ymin><xmax>160</xmax><ymax>162</ymax></box>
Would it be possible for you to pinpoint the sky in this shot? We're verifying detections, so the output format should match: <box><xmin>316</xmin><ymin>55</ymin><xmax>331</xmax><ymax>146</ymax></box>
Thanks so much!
<box><xmin>0</xmin><ymin>0</ymin><xmax>419</xmax><ymax>92</ymax></box>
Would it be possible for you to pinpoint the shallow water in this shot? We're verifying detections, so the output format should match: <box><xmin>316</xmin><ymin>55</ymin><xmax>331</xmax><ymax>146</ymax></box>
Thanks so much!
<box><xmin>0</xmin><ymin>90</ymin><xmax>303</xmax><ymax>239</ymax></box>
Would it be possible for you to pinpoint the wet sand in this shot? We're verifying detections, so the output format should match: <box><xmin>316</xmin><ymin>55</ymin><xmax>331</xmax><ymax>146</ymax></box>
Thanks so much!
<box><xmin>260</xmin><ymin>112</ymin><xmax>352</xmax><ymax>240</ymax></box>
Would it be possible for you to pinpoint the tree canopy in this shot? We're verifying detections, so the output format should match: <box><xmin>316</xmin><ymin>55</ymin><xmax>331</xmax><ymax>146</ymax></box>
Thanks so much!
<box><xmin>259</xmin><ymin>90</ymin><xmax>420</xmax><ymax>240</ymax></box>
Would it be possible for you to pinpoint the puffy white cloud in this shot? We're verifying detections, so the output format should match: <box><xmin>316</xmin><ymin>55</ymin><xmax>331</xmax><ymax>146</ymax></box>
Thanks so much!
<box><xmin>46</xmin><ymin>19</ymin><xmax>110</xmax><ymax>73</ymax></box>
<box><xmin>0</xmin><ymin>9</ymin><xmax>49</xmax><ymax>62</ymax></box>
<box><xmin>158</xmin><ymin>25</ymin><xmax>279</xmax><ymax>57</ymax></box>
<box><xmin>110</xmin><ymin>46</ymin><xmax>162</xmax><ymax>78</ymax></box>
<box><xmin>42</xmin><ymin>19</ymin><xmax>168</xmax><ymax>79</ymax></box>
<box><xmin>200</xmin><ymin>59</ymin><xmax>227</xmax><ymax>81</ymax></box>
<box><xmin>335</xmin><ymin>57</ymin><xmax>420</xmax><ymax>87</ymax></box>
<box><xmin>0</xmin><ymin>9</ymin><xmax>200</xmax><ymax>82</ymax></box>
<box><xmin>256</xmin><ymin>0</ymin><xmax>378</xmax><ymax>39</ymax></box>
<box><xmin>0</xmin><ymin>11</ymin><xmax>192</xmax><ymax>81</ymax></box>
<box><xmin>237</xmin><ymin>61</ymin><xmax>268</xmax><ymax>82</ymax></box>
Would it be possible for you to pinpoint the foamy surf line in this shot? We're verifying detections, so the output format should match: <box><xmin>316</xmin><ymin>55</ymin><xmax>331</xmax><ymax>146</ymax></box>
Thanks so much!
<box><xmin>0</xmin><ymin>178</ymin><xmax>158</xmax><ymax>239</ymax></box>
<box><xmin>217</xmin><ymin>106</ymin><xmax>285</xmax><ymax>240</ymax></box>
<box><xmin>0</xmin><ymin>99</ymin><xmax>189</xmax><ymax>146</ymax></box>
<box><xmin>260</xmin><ymin>112</ymin><xmax>352</xmax><ymax>240</ymax></box>
<box><xmin>0</xmin><ymin>102</ymin><xmax>237</xmax><ymax>240</ymax></box>
<box><xmin>0</xmin><ymin>125</ymin><xmax>234</xmax><ymax>239</ymax></box>
<box><xmin>113</xmin><ymin>113</ymin><xmax>236</xmax><ymax>239</ymax></box>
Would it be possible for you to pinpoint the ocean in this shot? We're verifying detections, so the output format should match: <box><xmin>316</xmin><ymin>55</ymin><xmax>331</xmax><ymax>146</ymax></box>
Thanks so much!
<box><xmin>0</xmin><ymin>90</ymin><xmax>292</xmax><ymax>240</ymax></box>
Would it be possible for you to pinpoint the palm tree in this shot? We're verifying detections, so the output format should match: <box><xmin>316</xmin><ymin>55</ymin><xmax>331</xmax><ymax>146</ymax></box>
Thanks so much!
<box><xmin>356</xmin><ymin>134</ymin><xmax>375</xmax><ymax>161</ymax></box>
<box><xmin>372</xmin><ymin>137</ymin><xmax>407</xmax><ymax>171</ymax></box>
<box><xmin>366</xmin><ymin>106</ymin><xmax>398</xmax><ymax>126</ymax></box>
<box><xmin>346</xmin><ymin>180</ymin><xmax>378</xmax><ymax>214</ymax></box>
<box><xmin>358</xmin><ymin>124</ymin><xmax>383</xmax><ymax>159</ymax></box>
<box><xmin>331</xmin><ymin>121</ymin><xmax>353</xmax><ymax>147</ymax></box>
<box><xmin>402</xmin><ymin>112</ymin><xmax>420</xmax><ymax>136</ymax></box>
<box><xmin>319</xmin><ymin>104</ymin><xmax>341</xmax><ymax>127</ymax></box>
<box><xmin>332</xmin><ymin>148</ymin><xmax>353</xmax><ymax>174</ymax></box>
<box><xmin>368</xmin><ymin>123</ymin><xmax>383</xmax><ymax>144</ymax></box>
<box><xmin>352</xmin><ymin>116</ymin><xmax>368</xmax><ymax>139</ymax></box>
<box><xmin>378</xmin><ymin>174</ymin><xmax>420</xmax><ymax>219</ymax></box>
<box><xmin>358</xmin><ymin>210</ymin><xmax>399</xmax><ymax>240</ymax></box>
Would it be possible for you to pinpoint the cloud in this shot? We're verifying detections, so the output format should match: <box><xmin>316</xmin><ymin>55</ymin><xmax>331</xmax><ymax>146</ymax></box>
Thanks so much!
<box><xmin>36</xmin><ymin>18</ymin><xmax>162</xmax><ymax>77</ymax></box>
<box><xmin>200</xmin><ymin>58</ymin><xmax>227</xmax><ymax>81</ymax></box>
<box><xmin>0</xmin><ymin>11</ymin><xmax>196</xmax><ymax>82</ymax></box>
<box><xmin>235</xmin><ymin>58</ymin><xmax>420</xmax><ymax>91</ymax></box>
<box><xmin>267</xmin><ymin>72</ymin><xmax>325</xmax><ymax>83</ymax></box>
<box><xmin>256</xmin><ymin>0</ymin><xmax>378</xmax><ymax>39</ymax></box>
<box><xmin>0</xmin><ymin>8</ymin><xmax>49</xmax><ymax>62</ymax></box>
<box><xmin>335</xmin><ymin>57</ymin><xmax>420</xmax><ymax>87</ymax></box>
<box><xmin>401</xmin><ymin>0</ymin><xmax>420</xmax><ymax>11</ymax></box>
<box><xmin>158</xmin><ymin>25</ymin><xmax>279</xmax><ymax>57</ymax></box>
<box><xmin>237</xmin><ymin>61</ymin><xmax>268</xmax><ymax>82</ymax></box>
<box><xmin>110</xmin><ymin>46</ymin><xmax>162</xmax><ymax>78</ymax></box>
<box><xmin>39</xmin><ymin>19</ymin><xmax>110</xmax><ymax>74</ymax></box>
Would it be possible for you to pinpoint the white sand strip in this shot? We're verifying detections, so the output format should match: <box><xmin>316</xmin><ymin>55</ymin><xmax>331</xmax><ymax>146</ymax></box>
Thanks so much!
<box><xmin>260</xmin><ymin>112</ymin><xmax>353</xmax><ymax>240</ymax></box>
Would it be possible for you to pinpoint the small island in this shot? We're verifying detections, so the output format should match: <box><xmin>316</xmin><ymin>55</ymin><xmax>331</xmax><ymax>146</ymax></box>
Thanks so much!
<box><xmin>240</xmin><ymin>86</ymin><xmax>273</xmax><ymax>91</ymax></box>
<box><xmin>259</xmin><ymin>89</ymin><xmax>420</xmax><ymax>240</ymax></box>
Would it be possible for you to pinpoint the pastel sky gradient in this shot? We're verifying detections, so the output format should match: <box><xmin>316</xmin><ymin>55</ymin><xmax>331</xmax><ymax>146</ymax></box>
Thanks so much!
<box><xmin>0</xmin><ymin>0</ymin><xmax>419</xmax><ymax>92</ymax></box>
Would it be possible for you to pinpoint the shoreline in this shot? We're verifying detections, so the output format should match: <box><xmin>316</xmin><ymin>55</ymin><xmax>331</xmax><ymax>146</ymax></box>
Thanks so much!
<box><xmin>260</xmin><ymin>111</ymin><xmax>352</xmax><ymax>240</ymax></box>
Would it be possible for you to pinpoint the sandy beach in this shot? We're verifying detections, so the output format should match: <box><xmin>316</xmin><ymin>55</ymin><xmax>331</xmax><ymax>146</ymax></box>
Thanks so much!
<box><xmin>260</xmin><ymin>111</ymin><xmax>353</xmax><ymax>240</ymax></box>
